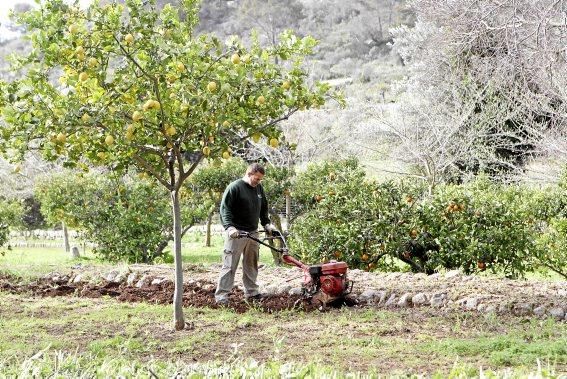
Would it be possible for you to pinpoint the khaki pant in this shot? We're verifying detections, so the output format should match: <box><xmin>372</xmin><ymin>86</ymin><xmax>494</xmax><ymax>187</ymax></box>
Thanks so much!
<box><xmin>215</xmin><ymin>230</ymin><xmax>260</xmax><ymax>302</ymax></box>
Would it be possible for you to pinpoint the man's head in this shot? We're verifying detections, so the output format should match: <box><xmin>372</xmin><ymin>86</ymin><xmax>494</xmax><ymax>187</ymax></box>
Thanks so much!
<box><xmin>244</xmin><ymin>163</ymin><xmax>265</xmax><ymax>187</ymax></box>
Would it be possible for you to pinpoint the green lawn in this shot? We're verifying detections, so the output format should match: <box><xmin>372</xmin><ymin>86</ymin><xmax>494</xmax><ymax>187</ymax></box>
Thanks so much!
<box><xmin>1</xmin><ymin>231</ymin><xmax>276</xmax><ymax>277</ymax></box>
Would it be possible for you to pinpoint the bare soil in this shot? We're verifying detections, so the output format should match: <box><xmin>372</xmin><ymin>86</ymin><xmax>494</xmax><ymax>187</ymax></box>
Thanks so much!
<box><xmin>0</xmin><ymin>263</ymin><xmax>565</xmax><ymax>319</ymax></box>
<box><xmin>0</xmin><ymin>271</ymin><xmax>331</xmax><ymax>314</ymax></box>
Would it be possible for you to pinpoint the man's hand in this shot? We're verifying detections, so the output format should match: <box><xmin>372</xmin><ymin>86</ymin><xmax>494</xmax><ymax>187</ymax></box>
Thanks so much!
<box><xmin>263</xmin><ymin>224</ymin><xmax>277</xmax><ymax>234</ymax></box>
<box><xmin>226</xmin><ymin>226</ymin><xmax>239</xmax><ymax>239</ymax></box>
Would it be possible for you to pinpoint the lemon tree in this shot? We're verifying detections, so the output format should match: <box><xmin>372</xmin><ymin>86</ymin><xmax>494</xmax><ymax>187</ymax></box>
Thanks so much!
<box><xmin>0</xmin><ymin>0</ymin><xmax>338</xmax><ymax>330</ymax></box>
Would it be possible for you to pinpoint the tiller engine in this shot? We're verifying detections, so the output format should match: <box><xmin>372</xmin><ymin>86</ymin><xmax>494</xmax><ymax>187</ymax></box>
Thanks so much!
<box><xmin>240</xmin><ymin>230</ymin><xmax>353</xmax><ymax>306</ymax></box>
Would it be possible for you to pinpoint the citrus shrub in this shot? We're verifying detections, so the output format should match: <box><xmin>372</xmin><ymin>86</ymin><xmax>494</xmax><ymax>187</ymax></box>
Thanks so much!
<box><xmin>260</xmin><ymin>164</ymin><xmax>295</xmax><ymax>221</ymax></box>
<box><xmin>288</xmin><ymin>158</ymin><xmax>423</xmax><ymax>271</ymax></box>
<box><xmin>535</xmin><ymin>217</ymin><xmax>567</xmax><ymax>278</ymax></box>
<box><xmin>415</xmin><ymin>178</ymin><xmax>537</xmax><ymax>277</ymax></box>
<box><xmin>532</xmin><ymin>171</ymin><xmax>567</xmax><ymax>278</ymax></box>
<box><xmin>288</xmin><ymin>160</ymin><xmax>565</xmax><ymax>277</ymax></box>
<box><xmin>35</xmin><ymin>172</ymin><xmax>210</xmax><ymax>263</ymax></box>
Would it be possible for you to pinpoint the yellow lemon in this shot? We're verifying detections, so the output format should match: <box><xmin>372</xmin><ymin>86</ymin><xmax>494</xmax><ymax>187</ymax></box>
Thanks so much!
<box><xmin>269</xmin><ymin>138</ymin><xmax>279</xmax><ymax>148</ymax></box>
<box><xmin>124</xmin><ymin>33</ymin><xmax>134</xmax><ymax>44</ymax></box>
<box><xmin>68</xmin><ymin>24</ymin><xmax>79</xmax><ymax>34</ymax></box>
<box><xmin>207</xmin><ymin>81</ymin><xmax>217</xmax><ymax>93</ymax></box>
<box><xmin>132</xmin><ymin>111</ymin><xmax>143</xmax><ymax>122</ymax></box>
<box><xmin>56</xmin><ymin>133</ymin><xmax>66</xmax><ymax>144</ymax></box>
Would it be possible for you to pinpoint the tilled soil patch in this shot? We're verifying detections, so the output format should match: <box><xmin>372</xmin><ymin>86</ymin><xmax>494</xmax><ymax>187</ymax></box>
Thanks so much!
<box><xmin>0</xmin><ymin>273</ymin><xmax>329</xmax><ymax>314</ymax></box>
<box><xmin>1</xmin><ymin>264</ymin><xmax>565</xmax><ymax>320</ymax></box>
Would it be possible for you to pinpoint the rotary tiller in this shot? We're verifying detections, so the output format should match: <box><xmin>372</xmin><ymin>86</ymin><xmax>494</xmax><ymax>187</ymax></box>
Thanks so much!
<box><xmin>240</xmin><ymin>230</ymin><xmax>353</xmax><ymax>306</ymax></box>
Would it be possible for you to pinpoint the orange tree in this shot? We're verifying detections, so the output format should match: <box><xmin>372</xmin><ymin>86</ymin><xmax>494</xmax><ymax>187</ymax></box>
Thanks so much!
<box><xmin>35</xmin><ymin>172</ymin><xmax>210</xmax><ymax>263</ymax></box>
<box><xmin>0</xmin><ymin>0</ymin><xmax>338</xmax><ymax>330</ymax></box>
<box><xmin>289</xmin><ymin>158</ymin><xmax>424</xmax><ymax>271</ymax></box>
<box><xmin>289</xmin><ymin>159</ymin><xmax>565</xmax><ymax>278</ymax></box>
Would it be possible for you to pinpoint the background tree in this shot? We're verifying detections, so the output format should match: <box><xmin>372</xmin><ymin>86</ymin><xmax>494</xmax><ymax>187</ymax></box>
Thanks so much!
<box><xmin>0</xmin><ymin>197</ymin><xmax>23</xmax><ymax>254</ymax></box>
<box><xmin>384</xmin><ymin>0</ymin><xmax>567</xmax><ymax>184</ymax></box>
<box><xmin>235</xmin><ymin>0</ymin><xmax>305</xmax><ymax>50</ymax></box>
<box><xmin>35</xmin><ymin>171</ymin><xmax>209</xmax><ymax>263</ymax></box>
<box><xmin>0</xmin><ymin>0</ymin><xmax>338</xmax><ymax>330</ymax></box>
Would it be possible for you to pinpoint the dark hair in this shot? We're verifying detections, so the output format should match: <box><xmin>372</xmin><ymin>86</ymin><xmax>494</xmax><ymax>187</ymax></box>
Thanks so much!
<box><xmin>247</xmin><ymin>163</ymin><xmax>265</xmax><ymax>175</ymax></box>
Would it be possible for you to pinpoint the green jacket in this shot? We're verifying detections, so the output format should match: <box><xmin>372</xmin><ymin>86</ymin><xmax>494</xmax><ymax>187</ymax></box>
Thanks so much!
<box><xmin>219</xmin><ymin>179</ymin><xmax>270</xmax><ymax>232</ymax></box>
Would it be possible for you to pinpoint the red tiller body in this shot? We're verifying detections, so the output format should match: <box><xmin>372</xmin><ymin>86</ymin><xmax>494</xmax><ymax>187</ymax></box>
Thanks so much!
<box><xmin>242</xmin><ymin>230</ymin><xmax>353</xmax><ymax>304</ymax></box>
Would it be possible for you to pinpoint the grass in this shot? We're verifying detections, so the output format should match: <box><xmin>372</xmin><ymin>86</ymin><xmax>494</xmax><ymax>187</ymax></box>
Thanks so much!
<box><xmin>1</xmin><ymin>230</ymin><xmax>276</xmax><ymax>278</ymax></box>
<box><xmin>0</xmin><ymin>292</ymin><xmax>564</xmax><ymax>377</ymax></box>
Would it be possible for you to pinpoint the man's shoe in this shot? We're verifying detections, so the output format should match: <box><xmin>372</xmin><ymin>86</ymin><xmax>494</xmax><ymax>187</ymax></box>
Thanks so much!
<box><xmin>216</xmin><ymin>298</ymin><xmax>229</xmax><ymax>306</ymax></box>
<box><xmin>247</xmin><ymin>293</ymin><xmax>265</xmax><ymax>302</ymax></box>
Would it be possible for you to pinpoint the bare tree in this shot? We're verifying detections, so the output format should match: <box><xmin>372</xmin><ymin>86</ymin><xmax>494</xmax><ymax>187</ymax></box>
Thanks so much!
<box><xmin>384</xmin><ymin>0</ymin><xmax>567</xmax><ymax>185</ymax></box>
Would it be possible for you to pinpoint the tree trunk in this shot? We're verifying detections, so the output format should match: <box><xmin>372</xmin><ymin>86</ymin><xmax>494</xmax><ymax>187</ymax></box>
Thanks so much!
<box><xmin>171</xmin><ymin>190</ymin><xmax>185</xmax><ymax>330</ymax></box>
<box><xmin>62</xmin><ymin>222</ymin><xmax>70</xmax><ymax>253</ymax></box>
<box><xmin>205</xmin><ymin>211</ymin><xmax>213</xmax><ymax>247</ymax></box>
<box><xmin>71</xmin><ymin>246</ymin><xmax>80</xmax><ymax>258</ymax></box>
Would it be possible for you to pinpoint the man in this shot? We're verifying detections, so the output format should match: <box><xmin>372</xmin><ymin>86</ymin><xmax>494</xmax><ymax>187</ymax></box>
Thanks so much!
<box><xmin>214</xmin><ymin>163</ymin><xmax>276</xmax><ymax>305</ymax></box>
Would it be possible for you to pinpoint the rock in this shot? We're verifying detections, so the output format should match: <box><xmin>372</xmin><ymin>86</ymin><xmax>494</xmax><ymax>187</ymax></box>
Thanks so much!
<box><xmin>430</xmin><ymin>292</ymin><xmax>447</xmax><ymax>307</ymax></box>
<box><xmin>114</xmin><ymin>271</ymin><xmax>128</xmax><ymax>283</ymax></box>
<box><xmin>533</xmin><ymin>306</ymin><xmax>547</xmax><ymax>317</ymax></box>
<box><xmin>514</xmin><ymin>303</ymin><xmax>533</xmax><ymax>316</ymax></box>
<box><xmin>105</xmin><ymin>270</ymin><xmax>119</xmax><ymax>282</ymax></box>
<box><xmin>289</xmin><ymin>287</ymin><xmax>302</xmax><ymax>296</ymax></box>
<box><xmin>135</xmin><ymin>275</ymin><xmax>151</xmax><ymax>288</ymax></box>
<box><xmin>359</xmin><ymin>289</ymin><xmax>382</xmax><ymax>303</ymax></box>
<box><xmin>456</xmin><ymin>297</ymin><xmax>478</xmax><ymax>310</ymax></box>
<box><xmin>412</xmin><ymin>293</ymin><xmax>428</xmax><ymax>306</ymax></box>
<box><xmin>263</xmin><ymin>285</ymin><xmax>277</xmax><ymax>295</ymax></box>
<box><xmin>498</xmin><ymin>302</ymin><xmax>513</xmax><ymax>313</ymax></box>
<box><xmin>548</xmin><ymin>307</ymin><xmax>565</xmax><ymax>320</ymax></box>
<box><xmin>126</xmin><ymin>273</ymin><xmax>138</xmax><ymax>286</ymax></box>
<box><xmin>72</xmin><ymin>274</ymin><xmax>83</xmax><ymax>284</ymax></box>
<box><xmin>377</xmin><ymin>291</ymin><xmax>389</xmax><ymax>305</ymax></box>
<box><xmin>397</xmin><ymin>293</ymin><xmax>413</xmax><ymax>308</ymax></box>
<box><xmin>266</xmin><ymin>284</ymin><xmax>292</xmax><ymax>295</ymax></box>
<box><xmin>385</xmin><ymin>294</ymin><xmax>398</xmax><ymax>307</ymax></box>
<box><xmin>444</xmin><ymin>270</ymin><xmax>461</xmax><ymax>279</ymax></box>
<box><xmin>151</xmin><ymin>278</ymin><xmax>164</xmax><ymax>286</ymax></box>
